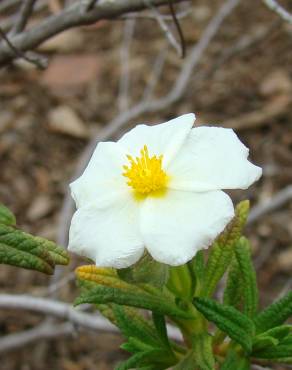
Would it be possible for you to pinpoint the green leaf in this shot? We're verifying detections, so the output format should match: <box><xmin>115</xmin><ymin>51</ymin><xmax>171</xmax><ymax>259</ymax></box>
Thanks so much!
<box><xmin>256</xmin><ymin>325</ymin><xmax>292</xmax><ymax>342</ymax></box>
<box><xmin>113</xmin><ymin>305</ymin><xmax>160</xmax><ymax>347</ymax></box>
<box><xmin>173</xmin><ymin>337</ymin><xmax>215</xmax><ymax>370</ymax></box>
<box><xmin>115</xmin><ymin>349</ymin><xmax>167</xmax><ymax>370</ymax></box>
<box><xmin>220</xmin><ymin>350</ymin><xmax>250</xmax><ymax>370</ymax></box>
<box><xmin>253</xmin><ymin>330</ymin><xmax>292</xmax><ymax>358</ymax></box>
<box><xmin>193</xmin><ymin>297</ymin><xmax>254</xmax><ymax>353</ymax></box>
<box><xmin>203</xmin><ymin>201</ymin><xmax>250</xmax><ymax>298</ymax></box>
<box><xmin>0</xmin><ymin>224</ymin><xmax>69</xmax><ymax>274</ymax></box>
<box><xmin>0</xmin><ymin>204</ymin><xmax>16</xmax><ymax>226</ymax></box>
<box><xmin>152</xmin><ymin>313</ymin><xmax>171</xmax><ymax>350</ymax></box>
<box><xmin>223</xmin><ymin>258</ymin><xmax>243</xmax><ymax>309</ymax></box>
<box><xmin>118</xmin><ymin>252</ymin><xmax>169</xmax><ymax>288</ymax></box>
<box><xmin>75</xmin><ymin>285</ymin><xmax>193</xmax><ymax>319</ymax></box>
<box><xmin>172</xmin><ymin>350</ymin><xmax>197</xmax><ymax>370</ymax></box>
<box><xmin>121</xmin><ymin>337</ymin><xmax>153</xmax><ymax>353</ymax></box>
<box><xmin>253</xmin><ymin>343</ymin><xmax>292</xmax><ymax>363</ymax></box>
<box><xmin>252</xmin><ymin>335</ymin><xmax>279</xmax><ymax>352</ymax></box>
<box><xmin>234</xmin><ymin>237</ymin><xmax>258</xmax><ymax>318</ymax></box>
<box><xmin>255</xmin><ymin>291</ymin><xmax>292</xmax><ymax>333</ymax></box>
<box><xmin>193</xmin><ymin>333</ymin><xmax>215</xmax><ymax>370</ymax></box>
<box><xmin>202</xmin><ymin>242</ymin><xmax>234</xmax><ymax>298</ymax></box>
<box><xmin>188</xmin><ymin>251</ymin><xmax>205</xmax><ymax>296</ymax></box>
<box><xmin>167</xmin><ymin>265</ymin><xmax>193</xmax><ymax>299</ymax></box>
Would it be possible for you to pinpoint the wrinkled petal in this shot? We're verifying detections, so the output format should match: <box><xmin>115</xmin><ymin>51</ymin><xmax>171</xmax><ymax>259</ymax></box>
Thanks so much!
<box><xmin>68</xmin><ymin>193</ymin><xmax>144</xmax><ymax>268</ymax></box>
<box><xmin>70</xmin><ymin>142</ymin><xmax>129</xmax><ymax>209</ymax></box>
<box><xmin>118</xmin><ymin>113</ymin><xmax>195</xmax><ymax>167</ymax></box>
<box><xmin>168</xmin><ymin>127</ymin><xmax>262</xmax><ymax>192</ymax></box>
<box><xmin>140</xmin><ymin>190</ymin><xmax>234</xmax><ymax>266</ymax></box>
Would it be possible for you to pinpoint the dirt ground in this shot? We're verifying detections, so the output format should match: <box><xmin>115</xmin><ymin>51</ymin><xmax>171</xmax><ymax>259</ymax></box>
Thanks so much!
<box><xmin>0</xmin><ymin>0</ymin><xmax>292</xmax><ymax>369</ymax></box>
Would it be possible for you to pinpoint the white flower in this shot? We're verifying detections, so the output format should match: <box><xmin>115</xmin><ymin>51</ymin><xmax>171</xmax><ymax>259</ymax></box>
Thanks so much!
<box><xmin>68</xmin><ymin>113</ymin><xmax>262</xmax><ymax>268</ymax></box>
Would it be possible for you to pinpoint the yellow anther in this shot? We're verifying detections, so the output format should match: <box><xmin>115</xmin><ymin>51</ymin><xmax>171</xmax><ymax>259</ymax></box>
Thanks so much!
<box><xmin>123</xmin><ymin>145</ymin><xmax>168</xmax><ymax>195</ymax></box>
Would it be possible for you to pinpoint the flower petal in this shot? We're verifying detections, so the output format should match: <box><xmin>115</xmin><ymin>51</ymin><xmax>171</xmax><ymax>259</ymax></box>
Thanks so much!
<box><xmin>118</xmin><ymin>113</ymin><xmax>195</xmax><ymax>166</ymax></box>
<box><xmin>140</xmin><ymin>190</ymin><xmax>234</xmax><ymax>266</ymax></box>
<box><xmin>168</xmin><ymin>127</ymin><xmax>262</xmax><ymax>191</ymax></box>
<box><xmin>70</xmin><ymin>142</ymin><xmax>129</xmax><ymax>209</ymax></box>
<box><xmin>68</xmin><ymin>193</ymin><xmax>144</xmax><ymax>268</ymax></box>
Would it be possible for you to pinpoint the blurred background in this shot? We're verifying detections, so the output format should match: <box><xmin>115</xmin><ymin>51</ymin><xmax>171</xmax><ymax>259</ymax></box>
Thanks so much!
<box><xmin>0</xmin><ymin>0</ymin><xmax>291</xmax><ymax>369</ymax></box>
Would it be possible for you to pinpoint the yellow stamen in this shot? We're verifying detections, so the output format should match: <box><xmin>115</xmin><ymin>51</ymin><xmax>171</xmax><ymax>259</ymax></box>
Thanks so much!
<box><xmin>123</xmin><ymin>145</ymin><xmax>168</xmax><ymax>195</ymax></box>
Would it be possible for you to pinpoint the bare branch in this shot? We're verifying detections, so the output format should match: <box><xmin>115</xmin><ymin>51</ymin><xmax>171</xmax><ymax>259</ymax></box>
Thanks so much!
<box><xmin>118</xmin><ymin>18</ymin><xmax>136</xmax><ymax>112</ymax></box>
<box><xmin>248</xmin><ymin>185</ymin><xmax>292</xmax><ymax>225</ymax></box>
<box><xmin>0</xmin><ymin>26</ymin><xmax>47</xmax><ymax>68</ymax></box>
<box><xmin>142</xmin><ymin>46</ymin><xmax>168</xmax><ymax>102</ymax></box>
<box><xmin>0</xmin><ymin>322</ymin><xmax>73</xmax><ymax>354</ymax></box>
<box><xmin>12</xmin><ymin>0</ymin><xmax>38</xmax><ymax>34</ymax></box>
<box><xmin>0</xmin><ymin>0</ymin><xmax>187</xmax><ymax>66</ymax></box>
<box><xmin>81</xmin><ymin>0</ymin><xmax>98</xmax><ymax>13</ymax></box>
<box><xmin>120</xmin><ymin>8</ymin><xmax>191</xmax><ymax>21</ymax></box>
<box><xmin>0</xmin><ymin>294</ymin><xmax>115</xmax><ymax>331</ymax></box>
<box><xmin>144</xmin><ymin>0</ymin><xmax>182</xmax><ymax>56</ymax></box>
<box><xmin>0</xmin><ymin>0</ymin><xmax>47</xmax><ymax>33</ymax></box>
<box><xmin>0</xmin><ymin>294</ymin><xmax>182</xmax><ymax>353</ymax></box>
<box><xmin>167</xmin><ymin>0</ymin><xmax>186</xmax><ymax>57</ymax></box>
<box><xmin>262</xmin><ymin>0</ymin><xmax>292</xmax><ymax>24</ymax></box>
<box><xmin>0</xmin><ymin>0</ymin><xmax>21</xmax><ymax>13</ymax></box>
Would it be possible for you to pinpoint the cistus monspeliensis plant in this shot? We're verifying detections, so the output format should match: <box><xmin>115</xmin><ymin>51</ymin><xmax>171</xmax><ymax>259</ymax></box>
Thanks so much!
<box><xmin>69</xmin><ymin>114</ymin><xmax>292</xmax><ymax>369</ymax></box>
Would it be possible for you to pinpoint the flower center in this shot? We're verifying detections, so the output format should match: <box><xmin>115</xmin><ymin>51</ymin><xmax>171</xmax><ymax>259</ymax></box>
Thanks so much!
<box><xmin>123</xmin><ymin>145</ymin><xmax>168</xmax><ymax>195</ymax></box>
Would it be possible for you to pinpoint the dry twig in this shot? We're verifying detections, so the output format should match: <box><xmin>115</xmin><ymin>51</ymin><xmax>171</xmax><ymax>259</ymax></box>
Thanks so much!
<box><xmin>144</xmin><ymin>0</ymin><xmax>183</xmax><ymax>56</ymax></box>
<box><xmin>0</xmin><ymin>0</ymin><xmax>187</xmax><ymax>66</ymax></box>
<box><xmin>118</xmin><ymin>19</ymin><xmax>136</xmax><ymax>112</ymax></box>
<box><xmin>248</xmin><ymin>185</ymin><xmax>292</xmax><ymax>225</ymax></box>
<box><xmin>262</xmin><ymin>0</ymin><xmax>292</xmax><ymax>24</ymax></box>
<box><xmin>0</xmin><ymin>294</ymin><xmax>181</xmax><ymax>353</ymax></box>
<box><xmin>0</xmin><ymin>26</ymin><xmax>47</xmax><ymax>68</ymax></box>
<box><xmin>12</xmin><ymin>0</ymin><xmax>38</xmax><ymax>34</ymax></box>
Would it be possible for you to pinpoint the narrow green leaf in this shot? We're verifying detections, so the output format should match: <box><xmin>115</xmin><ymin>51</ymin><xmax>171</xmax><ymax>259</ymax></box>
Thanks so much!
<box><xmin>221</xmin><ymin>350</ymin><xmax>250</xmax><ymax>370</ymax></box>
<box><xmin>223</xmin><ymin>258</ymin><xmax>243</xmax><ymax>308</ymax></box>
<box><xmin>188</xmin><ymin>251</ymin><xmax>205</xmax><ymax>296</ymax></box>
<box><xmin>33</xmin><ymin>236</ymin><xmax>69</xmax><ymax>265</ymax></box>
<box><xmin>253</xmin><ymin>343</ymin><xmax>292</xmax><ymax>363</ymax></box>
<box><xmin>75</xmin><ymin>285</ymin><xmax>193</xmax><ymax>319</ymax></box>
<box><xmin>115</xmin><ymin>349</ymin><xmax>166</xmax><ymax>370</ymax></box>
<box><xmin>234</xmin><ymin>237</ymin><xmax>258</xmax><ymax>318</ymax></box>
<box><xmin>252</xmin><ymin>335</ymin><xmax>279</xmax><ymax>352</ymax></box>
<box><xmin>257</xmin><ymin>325</ymin><xmax>292</xmax><ymax>342</ymax></box>
<box><xmin>255</xmin><ymin>291</ymin><xmax>292</xmax><ymax>333</ymax></box>
<box><xmin>203</xmin><ymin>242</ymin><xmax>234</xmax><ymax>298</ymax></box>
<box><xmin>193</xmin><ymin>297</ymin><xmax>254</xmax><ymax>353</ymax></box>
<box><xmin>121</xmin><ymin>337</ymin><xmax>153</xmax><ymax>353</ymax></box>
<box><xmin>113</xmin><ymin>305</ymin><xmax>160</xmax><ymax>347</ymax></box>
<box><xmin>173</xmin><ymin>338</ymin><xmax>215</xmax><ymax>370</ymax></box>
<box><xmin>167</xmin><ymin>265</ymin><xmax>193</xmax><ymax>299</ymax></box>
<box><xmin>0</xmin><ymin>204</ymin><xmax>16</xmax><ymax>226</ymax></box>
<box><xmin>0</xmin><ymin>242</ymin><xmax>53</xmax><ymax>274</ymax></box>
<box><xmin>0</xmin><ymin>224</ymin><xmax>69</xmax><ymax>273</ymax></box>
<box><xmin>172</xmin><ymin>350</ymin><xmax>197</xmax><ymax>370</ymax></box>
<box><xmin>118</xmin><ymin>252</ymin><xmax>169</xmax><ymax>288</ymax></box>
<box><xmin>203</xmin><ymin>201</ymin><xmax>250</xmax><ymax>298</ymax></box>
<box><xmin>96</xmin><ymin>303</ymin><xmax>117</xmax><ymax>325</ymax></box>
<box><xmin>152</xmin><ymin>313</ymin><xmax>171</xmax><ymax>350</ymax></box>
<box><xmin>193</xmin><ymin>333</ymin><xmax>215</xmax><ymax>370</ymax></box>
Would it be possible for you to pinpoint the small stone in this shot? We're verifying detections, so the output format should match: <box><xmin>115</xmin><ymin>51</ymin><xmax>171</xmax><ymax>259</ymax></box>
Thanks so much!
<box><xmin>48</xmin><ymin>106</ymin><xmax>89</xmax><ymax>139</ymax></box>
<box><xmin>260</xmin><ymin>70</ymin><xmax>292</xmax><ymax>97</ymax></box>
<box><xmin>27</xmin><ymin>195</ymin><xmax>53</xmax><ymax>221</ymax></box>
<box><xmin>41</xmin><ymin>54</ymin><xmax>100</xmax><ymax>91</ymax></box>
<box><xmin>39</xmin><ymin>29</ymin><xmax>84</xmax><ymax>53</ymax></box>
